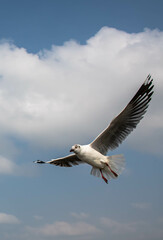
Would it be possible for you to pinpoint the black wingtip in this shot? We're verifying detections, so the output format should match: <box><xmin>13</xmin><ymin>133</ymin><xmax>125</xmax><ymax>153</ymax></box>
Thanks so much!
<box><xmin>129</xmin><ymin>74</ymin><xmax>154</xmax><ymax>105</ymax></box>
<box><xmin>144</xmin><ymin>74</ymin><xmax>153</xmax><ymax>87</ymax></box>
<box><xmin>33</xmin><ymin>160</ymin><xmax>46</xmax><ymax>164</ymax></box>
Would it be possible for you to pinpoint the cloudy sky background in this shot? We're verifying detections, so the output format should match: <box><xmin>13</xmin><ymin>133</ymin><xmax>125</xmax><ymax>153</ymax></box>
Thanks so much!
<box><xmin>0</xmin><ymin>0</ymin><xmax>163</xmax><ymax>240</ymax></box>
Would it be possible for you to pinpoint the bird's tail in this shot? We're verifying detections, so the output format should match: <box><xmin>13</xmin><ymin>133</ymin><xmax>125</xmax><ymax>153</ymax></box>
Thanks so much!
<box><xmin>90</xmin><ymin>154</ymin><xmax>125</xmax><ymax>181</ymax></box>
<box><xmin>107</xmin><ymin>154</ymin><xmax>125</xmax><ymax>177</ymax></box>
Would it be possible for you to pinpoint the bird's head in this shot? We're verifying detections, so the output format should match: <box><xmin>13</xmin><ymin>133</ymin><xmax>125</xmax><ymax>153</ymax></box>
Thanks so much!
<box><xmin>70</xmin><ymin>144</ymin><xmax>81</xmax><ymax>154</ymax></box>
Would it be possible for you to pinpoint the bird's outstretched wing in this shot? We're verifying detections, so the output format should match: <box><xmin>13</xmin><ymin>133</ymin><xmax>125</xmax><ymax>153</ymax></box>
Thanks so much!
<box><xmin>90</xmin><ymin>75</ymin><xmax>154</xmax><ymax>155</ymax></box>
<box><xmin>35</xmin><ymin>154</ymin><xmax>83</xmax><ymax>167</ymax></box>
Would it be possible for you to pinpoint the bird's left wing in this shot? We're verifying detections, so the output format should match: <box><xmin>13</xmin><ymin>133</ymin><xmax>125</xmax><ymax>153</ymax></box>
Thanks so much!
<box><xmin>35</xmin><ymin>154</ymin><xmax>83</xmax><ymax>167</ymax></box>
<box><xmin>90</xmin><ymin>75</ymin><xmax>154</xmax><ymax>155</ymax></box>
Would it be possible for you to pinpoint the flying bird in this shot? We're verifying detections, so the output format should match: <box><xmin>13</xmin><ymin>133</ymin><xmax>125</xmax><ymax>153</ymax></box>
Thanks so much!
<box><xmin>35</xmin><ymin>75</ymin><xmax>154</xmax><ymax>184</ymax></box>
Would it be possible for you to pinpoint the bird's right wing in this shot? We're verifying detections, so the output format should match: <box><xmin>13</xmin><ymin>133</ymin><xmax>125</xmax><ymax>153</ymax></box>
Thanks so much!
<box><xmin>90</xmin><ymin>75</ymin><xmax>154</xmax><ymax>155</ymax></box>
<box><xmin>35</xmin><ymin>154</ymin><xmax>83</xmax><ymax>167</ymax></box>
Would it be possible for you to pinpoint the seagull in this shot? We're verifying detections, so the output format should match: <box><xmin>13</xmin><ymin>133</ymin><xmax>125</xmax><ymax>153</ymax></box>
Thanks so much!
<box><xmin>34</xmin><ymin>75</ymin><xmax>154</xmax><ymax>184</ymax></box>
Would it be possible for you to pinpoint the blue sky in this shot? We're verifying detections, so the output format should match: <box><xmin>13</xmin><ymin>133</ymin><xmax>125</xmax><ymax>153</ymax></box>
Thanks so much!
<box><xmin>1</xmin><ymin>0</ymin><xmax>163</xmax><ymax>52</ymax></box>
<box><xmin>0</xmin><ymin>0</ymin><xmax>163</xmax><ymax>240</ymax></box>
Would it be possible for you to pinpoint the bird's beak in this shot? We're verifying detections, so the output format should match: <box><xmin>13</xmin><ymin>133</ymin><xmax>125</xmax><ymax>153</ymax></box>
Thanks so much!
<box><xmin>70</xmin><ymin>148</ymin><xmax>74</xmax><ymax>152</ymax></box>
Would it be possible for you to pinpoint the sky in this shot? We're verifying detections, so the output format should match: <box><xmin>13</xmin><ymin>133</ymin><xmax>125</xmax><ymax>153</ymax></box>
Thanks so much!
<box><xmin>0</xmin><ymin>0</ymin><xmax>163</xmax><ymax>239</ymax></box>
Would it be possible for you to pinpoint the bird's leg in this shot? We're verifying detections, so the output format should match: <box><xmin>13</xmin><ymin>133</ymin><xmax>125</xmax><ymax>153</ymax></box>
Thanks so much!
<box><xmin>105</xmin><ymin>163</ymin><xmax>118</xmax><ymax>178</ymax></box>
<box><xmin>100</xmin><ymin>169</ymin><xmax>108</xmax><ymax>184</ymax></box>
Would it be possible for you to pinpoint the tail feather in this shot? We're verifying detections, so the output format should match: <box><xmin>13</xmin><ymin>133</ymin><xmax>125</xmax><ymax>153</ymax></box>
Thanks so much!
<box><xmin>90</xmin><ymin>154</ymin><xmax>125</xmax><ymax>182</ymax></box>
<box><xmin>107</xmin><ymin>154</ymin><xmax>125</xmax><ymax>175</ymax></box>
<box><xmin>90</xmin><ymin>167</ymin><xmax>101</xmax><ymax>178</ymax></box>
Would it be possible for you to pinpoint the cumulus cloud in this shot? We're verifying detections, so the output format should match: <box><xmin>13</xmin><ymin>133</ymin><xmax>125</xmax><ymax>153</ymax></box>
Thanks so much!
<box><xmin>0</xmin><ymin>27</ymin><xmax>162</xmax><ymax>155</ymax></box>
<box><xmin>0</xmin><ymin>212</ymin><xmax>20</xmax><ymax>224</ymax></box>
<box><xmin>28</xmin><ymin>220</ymin><xmax>100</xmax><ymax>237</ymax></box>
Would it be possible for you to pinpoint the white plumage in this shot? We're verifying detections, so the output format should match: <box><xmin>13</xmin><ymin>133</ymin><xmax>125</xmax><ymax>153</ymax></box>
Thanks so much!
<box><xmin>35</xmin><ymin>75</ymin><xmax>154</xmax><ymax>184</ymax></box>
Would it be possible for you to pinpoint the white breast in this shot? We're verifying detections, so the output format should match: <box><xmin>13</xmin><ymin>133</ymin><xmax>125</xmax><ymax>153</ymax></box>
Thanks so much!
<box><xmin>77</xmin><ymin>145</ymin><xmax>106</xmax><ymax>168</ymax></box>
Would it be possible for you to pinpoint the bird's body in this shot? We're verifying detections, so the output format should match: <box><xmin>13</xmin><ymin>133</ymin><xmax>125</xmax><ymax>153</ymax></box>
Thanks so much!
<box><xmin>35</xmin><ymin>75</ymin><xmax>154</xmax><ymax>184</ymax></box>
<box><xmin>69</xmin><ymin>144</ymin><xmax>124</xmax><ymax>183</ymax></box>
<box><xmin>73</xmin><ymin>145</ymin><xmax>106</xmax><ymax>168</ymax></box>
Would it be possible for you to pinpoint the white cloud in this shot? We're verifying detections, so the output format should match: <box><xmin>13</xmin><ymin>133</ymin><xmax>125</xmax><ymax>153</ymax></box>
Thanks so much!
<box><xmin>71</xmin><ymin>211</ymin><xmax>89</xmax><ymax>219</ymax></box>
<box><xmin>100</xmin><ymin>216</ymin><xmax>163</xmax><ymax>239</ymax></box>
<box><xmin>0</xmin><ymin>212</ymin><xmax>20</xmax><ymax>224</ymax></box>
<box><xmin>0</xmin><ymin>27</ymin><xmax>162</xmax><ymax>155</ymax></box>
<box><xmin>28</xmin><ymin>220</ymin><xmax>100</xmax><ymax>237</ymax></box>
<box><xmin>0</xmin><ymin>154</ymin><xmax>40</xmax><ymax>176</ymax></box>
<box><xmin>0</xmin><ymin>155</ymin><xmax>18</xmax><ymax>174</ymax></box>
<box><xmin>100</xmin><ymin>217</ymin><xmax>136</xmax><ymax>234</ymax></box>
<box><xmin>0</xmin><ymin>155</ymin><xmax>34</xmax><ymax>176</ymax></box>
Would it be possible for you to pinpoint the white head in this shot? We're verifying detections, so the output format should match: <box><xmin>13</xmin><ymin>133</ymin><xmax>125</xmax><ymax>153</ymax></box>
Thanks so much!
<box><xmin>70</xmin><ymin>144</ymin><xmax>81</xmax><ymax>154</ymax></box>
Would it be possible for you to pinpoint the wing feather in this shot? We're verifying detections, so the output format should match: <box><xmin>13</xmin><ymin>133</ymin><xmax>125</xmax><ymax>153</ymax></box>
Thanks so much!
<box><xmin>47</xmin><ymin>154</ymin><xmax>83</xmax><ymax>167</ymax></box>
<box><xmin>90</xmin><ymin>75</ymin><xmax>154</xmax><ymax>155</ymax></box>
